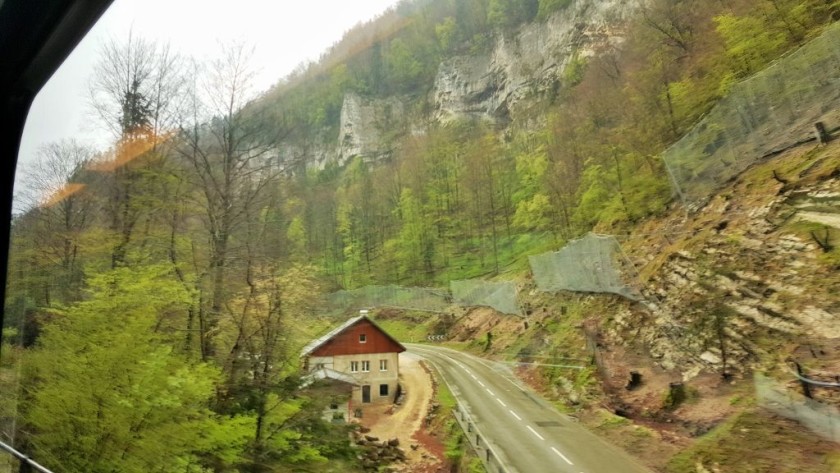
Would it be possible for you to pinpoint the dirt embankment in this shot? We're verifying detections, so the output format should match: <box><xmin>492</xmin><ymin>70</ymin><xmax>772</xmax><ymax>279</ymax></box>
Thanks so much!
<box><xmin>359</xmin><ymin>352</ymin><xmax>446</xmax><ymax>473</ymax></box>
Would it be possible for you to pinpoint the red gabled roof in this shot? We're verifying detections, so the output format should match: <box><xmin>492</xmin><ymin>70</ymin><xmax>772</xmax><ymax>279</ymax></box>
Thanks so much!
<box><xmin>300</xmin><ymin>315</ymin><xmax>406</xmax><ymax>357</ymax></box>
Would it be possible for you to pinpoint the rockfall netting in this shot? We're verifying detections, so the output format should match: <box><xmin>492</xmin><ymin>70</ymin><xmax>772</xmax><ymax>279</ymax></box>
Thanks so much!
<box><xmin>450</xmin><ymin>279</ymin><xmax>519</xmax><ymax>315</ymax></box>
<box><xmin>325</xmin><ymin>233</ymin><xmax>646</xmax><ymax>314</ymax></box>
<box><xmin>323</xmin><ymin>285</ymin><xmax>451</xmax><ymax>315</ymax></box>
<box><xmin>662</xmin><ymin>21</ymin><xmax>840</xmax><ymax>209</ymax></box>
<box><xmin>755</xmin><ymin>373</ymin><xmax>840</xmax><ymax>443</ymax></box>
<box><xmin>324</xmin><ymin>280</ymin><xmax>521</xmax><ymax>316</ymax></box>
<box><xmin>528</xmin><ymin>233</ymin><xmax>641</xmax><ymax>300</ymax></box>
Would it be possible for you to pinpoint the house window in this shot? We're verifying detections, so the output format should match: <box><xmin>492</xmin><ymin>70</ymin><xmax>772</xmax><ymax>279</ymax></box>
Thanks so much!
<box><xmin>359</xmin><ymin>334</ymin><xmax>367</xmax><ymax>343</ymax></box>
<box><xmin>380</xmin><ymin>384</ymin><xmax>389</xmax><ymax>396</ymax></box>
<box><xmin>350</xmin><ymin>361</ymin><xmax>359</xmax><ymax>372</ymax></box>
<box><xmin>361</xmin><ymin>360</ymin><xmax>370</xmax><ymax>372</ymax></box>
<box><xmin>379</xmin><ymin>359</ymin><xmax>387</xmax><ymax>371</ymax></box>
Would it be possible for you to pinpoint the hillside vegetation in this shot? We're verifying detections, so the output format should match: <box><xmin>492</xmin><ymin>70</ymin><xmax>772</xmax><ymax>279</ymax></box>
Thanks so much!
<box><xmin>2</xmin><ymin>0</ymin><xmax>839</xmax><ymax>472</ymax></box>
<box><xmin>261</xmin><ymin>0</ymin><xmax>838</xmax><ymax>288</ymax></box>
<box><xmin>373</xmin><ymin>136</ymin><xmax>840</xmax><ymax>471</ymax></box>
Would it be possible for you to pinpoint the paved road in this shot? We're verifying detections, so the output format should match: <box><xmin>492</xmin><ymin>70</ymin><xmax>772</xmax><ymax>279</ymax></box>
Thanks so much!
<box><xmin>408</xmin><ymin>344</ymin><xmax>651</xmax><ymax>473</ymax></box>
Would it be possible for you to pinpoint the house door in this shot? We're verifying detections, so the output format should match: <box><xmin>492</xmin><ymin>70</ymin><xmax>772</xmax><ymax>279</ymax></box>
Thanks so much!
<box><xmin>362</xmin><ymin>385</ymin><xmax>371</xmax><ymax>403</ymax></box>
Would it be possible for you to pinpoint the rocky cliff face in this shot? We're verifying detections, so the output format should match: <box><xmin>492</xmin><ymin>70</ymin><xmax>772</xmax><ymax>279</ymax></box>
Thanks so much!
<box><xmin>337</xmin><ymin>93</ymin><xmax>406</xmax><ymax>166</ymax></box>
<box><xmin>272</xmin><ymin>141</ymin><xmax>336</xmax><ymax>172</ymax></box>
<box><xmin>608</xmin><ymin>144</ymin><xmax>840</xmax><ymax>380</ymax></box>
<box><xmin>275</xmin><ymin>0</ymin><xmax>636</xmax><ymax>169</ymax></box>
<box><xmin>433</xmin><ymin>0</ymin><xmax>635</xmax><ymax>122</ymax></box>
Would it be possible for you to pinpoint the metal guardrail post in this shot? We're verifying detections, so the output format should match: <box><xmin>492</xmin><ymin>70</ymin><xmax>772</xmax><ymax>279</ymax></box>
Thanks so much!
<box><xmin>450</xmin><ymin>403</ymin><xmax>510</xmax><ymax>473</ymax></box>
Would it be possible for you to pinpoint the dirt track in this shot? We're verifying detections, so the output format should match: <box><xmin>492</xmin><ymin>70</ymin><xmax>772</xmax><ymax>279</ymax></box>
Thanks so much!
<box><xmin>360</xmin><ymin>352</ymin><xmax>444</xmax><ymax>472</ymax></box>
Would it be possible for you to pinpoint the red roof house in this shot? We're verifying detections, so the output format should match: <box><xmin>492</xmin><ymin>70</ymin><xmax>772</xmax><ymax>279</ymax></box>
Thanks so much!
<box><xmin>301</xmin><ymin>312</ymin><xmax>406</xmax><ymax>404</ymax></box>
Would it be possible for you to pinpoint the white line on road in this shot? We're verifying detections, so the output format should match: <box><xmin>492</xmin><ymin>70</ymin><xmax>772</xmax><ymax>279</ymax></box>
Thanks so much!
<box><xmin>496</xmin><ymin>398</ymin><xmax>507</xmax><ymax>407</ymax></box>
<box><xmin>408</xmin><ymin>346</ymin><xmax>510</xmax><ymax>472</ymax></box>
<box><xmin>509</xmin><ymin>409</ymin><xmax>522</xmax><ymax>420</ymax></box>
<box><xmin>526</xmin><ymin>425</ymin><xmax>544</xmax><ymax>441</ymax></box>
<box><xmin>457</xmin><ymin>348</ymin><xmax>524</xmax><ymax>390</ymax></box>
<box><xmin>551</xmin><ymin>447</ymin><xmax>574</xmax><ymax>465</ymax></box>
<box><xmin>441</xmin><ymin>353</ymin><xmax>471</xmax><ymax>372</ymax></box>
<box><xmin>470</xmin><ymin>374</ymin><xmax>477</xmax><ymax>380</ymax></box>
<box><xmin>434</xmin><ymin>348</ymin><xmax>529</xmax><ymax>401</ymax></box>
<box><xmin>485</xmin><ymin>388</ymin><xmax>494</xmax><ymax>395</ymax></box>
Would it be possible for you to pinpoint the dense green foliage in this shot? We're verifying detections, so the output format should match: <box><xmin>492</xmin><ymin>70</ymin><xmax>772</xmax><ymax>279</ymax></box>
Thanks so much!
<box><xmin>3</xmin><ymin>0</ymin><xmax>837</xmax><ymax>471</ymax></box>
<box><xmin>5</xmin><ymin>39</ymin><xmax>354</xmax><ymax>472</ymax></box>
<box><xmin>24</xmin><ymin>266</ymin><xmax>237</xmax><ymax>472</ymax></box>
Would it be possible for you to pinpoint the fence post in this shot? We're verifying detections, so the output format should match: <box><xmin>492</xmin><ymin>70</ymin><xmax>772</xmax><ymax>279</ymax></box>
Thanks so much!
<box><xmin>793</xmin><ymin>361</ymin><xmax>813</xmax><ymax>399</ymax></box>
<box><xmin>814</xmin><ymin>122</ymin><xmax>830</xmax><ymax>144</ymax></box>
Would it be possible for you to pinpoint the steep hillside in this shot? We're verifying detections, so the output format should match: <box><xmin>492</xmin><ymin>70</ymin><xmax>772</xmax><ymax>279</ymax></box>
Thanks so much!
<box><xmin>372</xmin><ymin>137</ymin><xmax>840</xmax><ymax>472</ymax></box>
<box><xmin>244</xmin><ymin>0</ymin><xmax>839</xmax><ymax>289</ymax></box>
<box><xmin>624</xmin><ymin>142</ymin><xmax>840</xmax><ymax>379</ymax></box>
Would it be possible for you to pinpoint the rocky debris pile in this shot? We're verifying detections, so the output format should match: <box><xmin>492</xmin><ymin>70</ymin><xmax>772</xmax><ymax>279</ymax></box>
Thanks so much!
<box><xmin>352</xmin><ymin>431</ymin><xmax>407</xmax><ymax>472</ymax></box>
<box><xmin>424</xmin><ymin>401</ymin><xmax>441</xmax><ymax>427</ymax></box>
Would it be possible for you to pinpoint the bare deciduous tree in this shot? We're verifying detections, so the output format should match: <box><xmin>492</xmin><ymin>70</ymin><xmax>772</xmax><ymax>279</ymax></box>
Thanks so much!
<box><xmin>89</xmin><ymin>31</ymin><xmax>186</xmax><ymax>142</ymax></box>
<box><xmin>177</xmin><ymin>42</ymin><xmax>287</xmax><ymax>360</ymax></box>
<box><xmin>88</xmin><ymin>32</ymin><xmax>187</xmax><ymax>268</ymax></box>
<box><xmin>14</xmin><ymin>139</ymin><xmax>97</xmax><ymax>302</ymax></box>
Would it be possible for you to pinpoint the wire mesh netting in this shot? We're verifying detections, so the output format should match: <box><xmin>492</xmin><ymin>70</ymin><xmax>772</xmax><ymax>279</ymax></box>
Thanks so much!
<box><xmin>528</xmin><ymin>233</ymin><xmax>641</xmax><ymax>301</ymax></box>
<box><xmin>754</xmin><ymin>373</ymin><xmax>840</xmax><ymax>443</ymax></box>
<box><xmin>325</xmin><ymin>234</ymin><xmax>640</xmax><ymax>314</ymax></box>
<box><xmin>450</xmin><ymin>279</ymin><xmax>519</xmax><ymax>315</ymax></box>
<box><xmin>323</xmin><ymin>285</ymin><xmax>451</xmax><ymax>315</ymax></box>
<box><xmin>662</xmin><ymin>21</ymin><xmax>840</xmax><ymax>209</ymax></box>
<box><xmin>324</xmin><ymin>280</ymin><xmax>522</xmax><ymax>316</ymax></box>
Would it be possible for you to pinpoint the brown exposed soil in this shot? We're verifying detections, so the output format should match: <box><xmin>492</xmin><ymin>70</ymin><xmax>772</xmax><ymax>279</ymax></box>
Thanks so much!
<box><xmin>599</xmin><ymin>340</ymin><xmax>744</xmax><ymax>425</ymax></box>
<box><xmin>448</xmin><ymin>306</ymin><xmax>533</xmax><ymax>353</ymax></box>
<box><xmin>359</xmin><ymin>352</ymin><xmax>446</xmax><ymax>473</ymax></box>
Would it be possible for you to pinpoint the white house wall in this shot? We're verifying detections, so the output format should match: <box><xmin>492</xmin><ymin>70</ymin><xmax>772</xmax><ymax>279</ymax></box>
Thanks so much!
<box><xmin>333</xmin><ymin>352</ymin><xmax>400</xmax><ymax>404</ymax></box>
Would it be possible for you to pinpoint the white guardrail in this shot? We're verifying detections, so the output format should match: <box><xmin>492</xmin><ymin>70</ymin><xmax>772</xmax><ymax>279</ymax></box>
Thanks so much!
<box><xmin>0</xmin><ymin>440</ymin><xmax>55</xmax><ymax>473</ymax></box>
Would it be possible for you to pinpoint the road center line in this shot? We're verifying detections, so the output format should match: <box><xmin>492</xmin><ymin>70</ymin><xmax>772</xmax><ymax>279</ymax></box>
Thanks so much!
<box><xmin>551</xmin><ymin>447</ymin><xmax>574</xmax><ymax>465</ymax></box>
<box><xmin>526</xmin><ymin>425</ymin><xmax>544</xmax><ymax>441</ymax></box>
<box><xmin>477</xmin><ymin>380</ymin><xmax>485</xmax><ymax>387</ymax></box>
<box><xmin>441</xmin><ymin>353</ymin><xmax>470</xmax><ymax>373</ymax></box>
<box><xmin>470</xmin><ymin>374</ymin><xmax>477</xmax><ymax>380</ymax></box>
<box><xmin>485</xmin><ymin>387</ymin><xmax>494</xmax><ymax>395</ymax></box>
<box><xmin>495</xmin><ymin>397</ymin><xmax>507</xmax><ymax>407</ymax></box>
<box><xmin>455</xmin><ymin>348</ymin><xmax>524</xmax><ymax>390</ymax></box>
<box><xmin>508</xmin><ymin>409</ymin><xmax>522</xmax><ymax>420</ymax></box>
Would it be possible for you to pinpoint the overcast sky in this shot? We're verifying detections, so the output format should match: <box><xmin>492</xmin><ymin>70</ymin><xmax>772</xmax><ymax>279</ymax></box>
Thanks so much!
<box><xmin>16</xmin><ymin>0</ymin><xmax>400</xmax><ymax>193</ymax></box>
